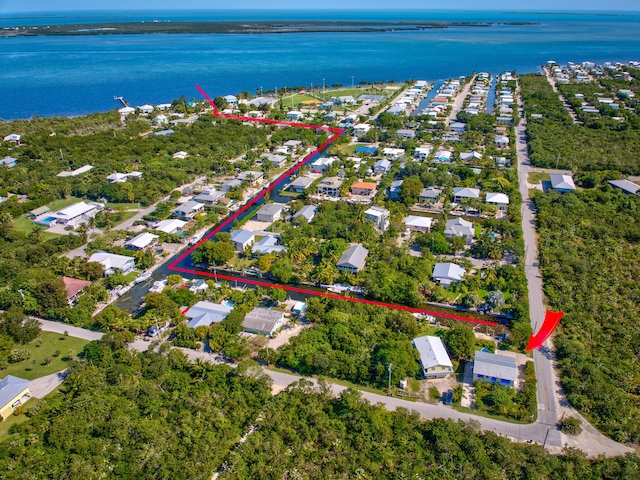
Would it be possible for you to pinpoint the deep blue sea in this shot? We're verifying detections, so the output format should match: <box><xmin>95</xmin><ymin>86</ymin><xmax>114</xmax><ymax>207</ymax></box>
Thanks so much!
<box><xmin>1</xmin><ymin>9</ymin><xmax>640</xmax><ymax>119</ymax></box>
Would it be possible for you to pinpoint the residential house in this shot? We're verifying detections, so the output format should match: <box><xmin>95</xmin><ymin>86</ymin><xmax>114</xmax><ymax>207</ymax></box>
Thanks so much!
<box><xmin>473</xmin><ymin>350</ymin><xmax>518</xmax><ymax>388</ymax></box>
<box><xmin>495</xmin><ymin>135</ymin><xmax>510</xmax><ymax>149</ymax></box>
<box><xmin>364</xmin><ymin>206</ymin><xmax>390</xmax><ymax>231</ymax></box>
<box><xmin>404</xmin><ymin>215</ymin><xmax>433</xmax><ymax>233</ymax></box>
<box><xmin>432</xmin><ymin>262</ymin><xmax>466</xmax><ymax>286</ymax></box>
<box><xmin>125</xmin><ymin>232</ymin><xmax>159</xmax><ymax>251</ymax></box>
<box><xmin>106</xmin><ymin>171</ymin><xmax>142</xmax><ymax>183</ymax></box>
<box><xmin>172</xmin><ymin>151</ymin><xmax>188</xmax><ymax>159</ymax></box>
<box><xmin>153</xmin><ymin>114</ymin><xmax>168</xmax><ymax>124</ymax></box>
<box><xmin>550</xmin><ymin>174</ymin><xmax>576</xmax><ymax>193</ymax></box>
<box><xmin>118</xmin><ymin>106</ymin><xmax>135</xmax><ymax>116</ymax></box>
<box><xmin>173</xmin><ymin>200</ymin><xmax>205</xmax><ymax>219</ymax></box>
<box><xmin>396</xmin><ymin>129</ymin><xmax>416</xmax><ymax>140</ymax></box>
<box><xmin>336</xmin><ymin>244</ymin><xmax>369</xmax><ymax>273</ymax></box>
<box><xmin>50</xmin><ymin>201</ymin><xmax>103</xmax><ymax>228</ymax></box>
<box><xmin>388</xmin><ymin>179</ymin><xmax>403</xmax><ymax>201</ymax></box>
<box><xmin>0</xmin><ymin>376</ymin><xmax>31</xmax><ymax>420</ymax></box>
<box><xmin>57</xmin><ymin>165</ymin><xmax>94</xmax><ymax>177</ymax></box>
<box><xmin>185</xmin><ymin>301</ymin><xmax>233</xmax><ymax>328</ymax></box>
<box><xmin>453</xmin><ymin>187</ymin><xmax>480</xmax><ymax>203</ymax></box>
<box><xmin>350</xmin><ymin>181</ymin><xmax>377</xmax><ymax>196</ymax></box>
<box><xmin>608</xmin><ymin>179</ymin><xmax>640</xmax><ymax>195</ymax></box>
<box><xmin>450</xmin><ymin>122</ymin><xmax>466</xmax><ymax>135</ymax></box>
<box><xmin>0</xmin><ymin>156</ymin><xmax>17</xmax><ymax>168</ymax></box>
<box><xmin>353</xmin><ymin>124</ymin><xmax>372</xmax><ymax>137</ymax></box>
<box><xmin>414</xmin><ymin>145</ymin><xmax>433</xmax><ymax>161</ymax></box>
<box><xmin>189</xmin><ymin>279</ymin><xmax>209</xmax><ymax>293</ymax></box>
<box><xmin>373</xmin><ymin>159</ymin><xmax>391</xmax><ymax>174</ymax></box>
<box><xmin>387</xmin><ymin>105</ymin><xmax>405</xmax><ymax>115</ymax></box>
<box><xmin>242</xmin><ymin>307</ymin><xmax>285</xmax><ymax>336</ymax></box>
<box><xmin>262</xmin><ymin>154</ymin><xmax>287</xmax><ymax>168</ymax></box>
<box><xmin>286</xmin><ymin>111</ymin><xmax>304</xmax><ymax>121</ymax></box>
<box><xmin>459</xmin><ymin>151</ymin><xmax>483</xmax><ymax>163</ymax></box>
<box><xmin>316</xmin><ymin>177</ymin><xmax>343</xmax><ymax>197</ymax></box>
<box><xmin>382</xmin><ymin>148</ymin><xmax>405</xmax><ymax>160</ymax></box>
<box><xmin>28</xmin><ymin>206</ymin><xmax>50</xmax><ymax>220</ymax></box>
<box><xmin>238</xmin><ymin>171</ymin><xmax>264</xmax><ymax>186</ymax></box>
<box><xmin>88</xmin><ymin>252</ymin><xmax>136</xmax><ymax>275</ymax></box>
<box><xmin>221</xmin><ymin>179</ymin><xmax>243</xmax><ymax>192</ymax></box>
<box><xmin>419</xmin><ymin>187</ymin><xmax>442</xmax><ymax>204</ymax></box>
<box><xmin>231</xmin><ymin>229</ymin><xmax>255</xmax><ymax>252</ymax></box>
<box><xmin>194</xmin><ymin>189</ymin><xmax>225</xmax><ymax>205</ymax></box>
<box><xmin>288</xmin><ymin>176</ymin><xmax>315</xmax><ymax>193</ymax></box>
<box><xmin>137</xmin><ymin>104</ymin><xmax>154</xmax><ymax>114</ymax></box>
<box><xmin>413</xmin><ymin>335</ymin><xmax>454</xmax><ymax>379</ymax></box>
<box><xmin>284</xmin><ymin>139</ymin><xmax>302</xmax><ymax>150</ymax></box>
<box><xmin>444</xmin><ymin>218</ymin><xmax>475</xmax><ymax>243</ymax></box>
<box><xmin>293</xmin><ymin>205</ymin><xmax>317</xmax><ymax>223</ymax></box>
<box><xmin>223</xmin><ymin>94</ymin><xmax>238</xmax><ymax>104</ymax></box>
<box><xmin>486</xmin><ymin>192</ymin><xmax>510</xmax><ymax>210</ymax></box>
<box><xmin>311</xmin><ymin>157</ymin><xmax>338</xmax><ymax>173</ymax></box>
<box><xmin>433</xmin><ymin>150</ymin><xmax>453</xmax><ymax>163</ymax></box>
<box><xmin>252</xmin><ymin>236</ymin><xmax>287</xmax><ymax>255</ymax></box>
<box><xmin>152</xmin><ymin>219</ymin><xmax>187</xmax><ymax>235</ymax></box>
<box><xmin>62</xmin><ymin>277</ymin><xmax>92</xmax><ymax>306</ymax></box>
<box><xmin>255</xmin><ymin>203</ymin><xmax>285</xmax><ymax>223</ymax></box>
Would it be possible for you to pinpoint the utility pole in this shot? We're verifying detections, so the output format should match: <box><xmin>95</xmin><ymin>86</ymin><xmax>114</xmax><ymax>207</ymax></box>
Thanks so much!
<box><xmin>387</xmin><ymin>363</ymin><xmax>393</xmax><ymax>395</ymax></box>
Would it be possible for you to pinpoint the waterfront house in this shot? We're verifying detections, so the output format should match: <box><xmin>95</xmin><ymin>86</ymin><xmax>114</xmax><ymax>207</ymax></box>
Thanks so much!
<box><xmin>151</xmin><ymin>219</ymin><xmax>187</xmax><ymax>235</ymax></box>
<box><xmin>125</xmin><ymin>232</ymin><xmax>159</xmax><ymax>251</ymax></box>
<box><xmin>88</xmin><ymin>252</ymin><xmax>135</xmax><ymax>275</ymax></box>
<box><xmin>62</xmin><ymin>277</ymin><xmax>92</xmax><ymax>306</ymax></box>
<box><xmin>252</xmin><ymin>236</ymin><xmax>287</xmax><ymax>256</ymax></box>
<box><xmin>173</xmin><ymin>200</ymin><xmax>204</xmax><ymax>219</ymax></box>
<box><xmin>137</xmin><ymin>104</ymin><xmax>154</xmax><ymax>114</ymax></box>
<box><xmin>311</xmin><ymin>157</ymin><xmax>338</xmax><ymax>173</ymax></box>
<box><xmin>336</xmin><ymin>244</ymin><xmax>368</xmax><ymax>273</ymax></box>
<box><xmin>238</xmin><ymin>171</ymin><xmax>264</xmax><ymax>186</ymax></box>
<box><xmin>316</xmin><ymin>177</ymin><xmax>343</xmax><ymax>197</ymax></box>
<box><xmin>444</xmin><ymin>218</ymin><xmax>475</xmax><ymax>243</ymax></box>
<box><xmin>288</xmin><ymin>176</ymin><xmax>315</xmax><ymax>193</ymax></box>
<box><xmin>231</xmin><ymin>229</ymin><xmax>255</xmax><ymax>252</ymax></box>
<box><xmin>473</xmin><ymin>351</ymin><xmax>517</xmax><ymax>388</ymax></box>
<box><xmin>413</xmin><ymin>336</ymin><xmax>454</xmax><ymax>379</ymax></box>
<box><xmin>194</xmin><ymin>189</ymin><xmax>225</xmax><ymax>205</ymax></box>
<box><xmin>118</xmin><ymin>107</ymin><xmax>135</xmax><ymax>116</ymax></box>
<box><xmin>221</xmin><ymin>179</ymin><xmax>243</xmax><ymax>192</ymax></box>
<box><xmin>255</xmin><ymin>203</ymin><xmax>285</xmax><ymax>223</ymax></box>
<box><xmin>185</xmin><ymin>301</ymin><xmax>233</xmax><ymax>329</ymax></box>
<box><xmin>0</xmin><ymin>376</ymin><xmax>31</xmax><ymax>420</ymax></box>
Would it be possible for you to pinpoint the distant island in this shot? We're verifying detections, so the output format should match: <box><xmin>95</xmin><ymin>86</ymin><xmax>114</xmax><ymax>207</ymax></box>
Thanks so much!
<box><xmin>0</xmin><ymin>20</ymin><xmax>538</xmax><ymax>37</ymax></box>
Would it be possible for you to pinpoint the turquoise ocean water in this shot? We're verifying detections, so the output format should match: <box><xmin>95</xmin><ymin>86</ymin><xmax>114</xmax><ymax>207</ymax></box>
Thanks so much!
<box><xmin>1</xmin><ymin>10</ymin><xmax>639</xmax><ymax>119</ymax></box>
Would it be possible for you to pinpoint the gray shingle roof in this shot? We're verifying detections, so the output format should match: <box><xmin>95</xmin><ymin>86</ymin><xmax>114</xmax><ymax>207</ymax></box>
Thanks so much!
<box><xmin>337</xmin><ymin>244</ymin><xmax>368</xmax><ymax>270</ymax></box>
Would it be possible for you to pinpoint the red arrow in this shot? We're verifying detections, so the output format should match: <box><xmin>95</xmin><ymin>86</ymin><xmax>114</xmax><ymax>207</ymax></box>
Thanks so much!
<box><xmin>526</xmin><ymin>310</ymin><xmax>564</xmax><ymax>350</ymax></box>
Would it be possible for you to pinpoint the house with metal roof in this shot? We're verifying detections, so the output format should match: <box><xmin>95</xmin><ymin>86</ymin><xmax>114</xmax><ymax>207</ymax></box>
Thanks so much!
<box><xmin>459</xmin><ymin>151</ymin><xmax>483</xmax><ymax>162</ymax></box>
<box><xmin>433</xmin><ymin>150</ymin><xmax>453</xmax><ymax>163</ymax></box>
<box><xmin>608</xmin><ymin>179</ymin><xmax>640</xmax><ymax>195</ymax></box>
<box><xmin>353</xmin><ymin>124</ymin><xmax>372</xmax><ymax>137</ymax></box>
<box><xmin>473</xmin><ymin>350</ymin><xmax>518</xmax><ymax>388</ymax></box>
<box><xmin>221</xmin><ymin>179</ymin><xmax>243</xmax><ymax>192</ymax></box>
<box><xmin>413</xmin><ymin>336</ymin><xmax>454</xmax><ymax>379</ymax></box>
<box><xmin>549</xmin><ymin>174</ymin><xmax>576</xmax><ymax>193</ymax></box>
<box><xmin>194</xmin><ymin>189</ymin><xmax>225</xmax><ymax>205</ymax></box>
<box><xmin>185</xmin><ymin>301</ymin><xmax>233</xmax><ymax>329</ymax></box>
<box><xmin>238</xmin><ymin>170</ymin><xmax>264</xmax><ymax>186</ymax></box>
<box><xmin>373</xmin><ymin>159</ymin><xmax>391</xmax><ymax>174</ymax></box>
<box><xmin>453</xmin><ymin>187</ymin><xmax>481</xmax><ymax>202</ymax></box>
<box><xmin>485</xmin><ymin>192</ymin><xmax>510</xmax><ymax>210</ymax></box>
<box><xmin>262</xmin><ymin>154</ymin><xmax>287</xmax><ymax>168</ymax></box>
<box><xmin>173</xmin><ymin>200</ymin><xmax>205</xmax><ymax>219</ymax></box>
<box><xmin>293</xmin><ymin>205</ymin><xmax>317</xmax><ymax>223</ymax></box>
<box><xmin>419</xmin><ymin>187</ymin><xmax>442</xmax><ymax>204</ymax></box>
<box><xmin>256</xmin><ymin>203</ymin><xmax>285</xmax><ymax>223</ymax></box>
<box><xmin>0</xmin><ymin>376</ymin><xmax>31</xmax><ymax>420</ymax></box>
<box><xmin>404</xmin><ymin>215</ymin><xmax>433</xmax><ymax>233</ymax></box>
<box><xmin>311</xmin><ymin>156</ymin><xmax>338</xmax><ymax>173</ymax></box>
<box><xmin>0</xmin><ymin>156</ymin><xmax>17</xmax><ymax>168</ymax></box>
<box><xmin>382</xmin><ymin>148</ymin><xmax>405</xmax><ymax>160</ymax></box>
<box><xmin>252</xmin><ymin>236</ymin><xmax>287</xmax><ymax>256</ymax></box>
<box><xmin>317</xmin><ymin>177</ymin><xmax>343</xmax><ymax>197</ymax></box>
<box><xmin>151</xmin><ymin>219</ymin><xmax>187</xmax><ymax>235</ymax></box>
<box><xmin>289</xmin><ymin>176</ymin><xmax>315</xmax><ymax>193</ymax></box>
<box><xmin>125</xmin><ymin>232</ymin><xmax>159</xmax><ymax>251</ymax></box>
<box><xmin>495</xmin><ymin>135</ymin><xmax>510</xmax><ymax>149</ymax></box>
<box><xmin>450</xmin><ymin>122</ymin><xmax>467</xmax><ymax>135</ymax></box>
<box><xmin>242</xmin><ymin>307</ymin><xmax>285</xmax><ymax>336</ymax></box>
<box><xmin>387</xmin><ymin>179</ymin><xmax>403</xmax><ymax>201</ymax></box>
<box><xmin>231</xmin><ymin>229</ymin><xmax>255</xmax><ymax>252</ymax></box>
<box><xmin>57</xmin><ymin>164</ymin><xmax>94</xmax><ymax>177</ymax></box>
<box><xmin>414</xmin><ymin>145</ymin><xmax>433</xmax><ymax>161</ymax></box>
<box><xmin>50</xmin><ymin>201</ymin><xmax>103</xmax><ymax>228</ymax></box>
<box><xmin>444</xmin><ymin>218</ymin><xmax>475</xmax><ymax>243</ymax></box>
<box><xmin>336</xmin><ymin>244</ymin><xmax>368</xmax><ymax>273</ymax></box>
<box><xmin>432</xmin><ymin>262</ymin><xmax>466</xmax><ymax>286</ymax></box>
<box><xmin>364</xmin><ymin>206</ymin><xmax>390</xmax><ymax>231</ymax></box>
<box><xmin>88</xmin><ymin>252</ymin><xmax>136</xmax><ymax>275</ymax></box>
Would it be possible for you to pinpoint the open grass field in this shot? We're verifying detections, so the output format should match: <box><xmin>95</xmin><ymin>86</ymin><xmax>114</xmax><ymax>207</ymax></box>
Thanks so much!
<box><xmin>2</xmin><ymin>331</ymin><xmax>89</xmax><ymax>381</ymax></box>
<box><xmin>527</xmin><ymin>171</ymin><xmax>550</xmax><ymax>184</ymax></box>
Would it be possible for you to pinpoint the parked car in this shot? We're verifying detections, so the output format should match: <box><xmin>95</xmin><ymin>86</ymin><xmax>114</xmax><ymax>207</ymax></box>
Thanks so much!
<box><xmin>443</xmin><ymin>390</ymin><xmax>453</xmax><ymax>405</ymax></box>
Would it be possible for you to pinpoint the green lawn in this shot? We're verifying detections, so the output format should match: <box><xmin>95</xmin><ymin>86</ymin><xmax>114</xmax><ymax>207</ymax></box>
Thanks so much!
<box><xmin>47</xmin><ymin>196</ymin><xmax>83</xmax><ymax>211</ymax></box>
<box><xmin>2</xmin><ymin>332</ymin><xmax>89</xmax><ymax>381</ymax></box>
<box><xmin>13</xmin><ymin>216</ymin><xmax>61</xmax><ymax>239</ymax></box>
<box><xmin>528</xmin><ymin>172</ymin><xmax>550</xmax><ymax>184</ymax></box>
<box><xmin>106</xmin><ymin>202</ymin><xmax>140</xmax><ymax>210</ymax></box>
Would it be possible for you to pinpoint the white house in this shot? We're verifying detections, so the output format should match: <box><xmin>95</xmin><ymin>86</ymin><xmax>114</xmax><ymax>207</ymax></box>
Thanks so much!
<box><xmin>173</xmin><ymin>200</ymin><xmax>205</xmax><ymax>219</ymax></box>
<box><xmin>336</xmin><ymin>244</ymin><xmax>368</xmax><ymax>273</ymax></box>
<box><xmin>486</xmin><ymin>192</ymin><xmax>510</xmax><ymax>210</ymax></box>
<box><xmin>433</xmin><ymin>150</ymin><xmax>452</xmax><ymax>163</ymax></box>
<box><xmin>125</xmin><ymin>232</ymin><xmax>159</xmax><ymax>251</ymax></box>
<box><xmin>414</xmin><ymin>145</ymin><xmax>433</xmax><ymax>160</ymax></box>
<box><xmin>459</xmin><ymin>151</ymin><xmax>483</xmax><ymax>163</ymax></box>
<box><xmin>173</xmin><ymin>151</ymin><xmax>189</xmax><ymax>159</ymax></box>
<box><xmin>353</xmin><ymin>124</ymin><xmax>372</xmax><ymax>137</ymax></box>
<box><xmin>288</xmin><ymin>176</ymin><xmax>315</xmax><ymax>193</ymax></box>
<box><xmin>404</xmin><ymin>215</ymin><xmax>433</xmax><ymax>233</ymax></box>
<box><xmin>364</xmin><ymin>206</ymin><xmax>390</xmax><ymax>231</ymax></box>
<box><xmin>51</xmin><ymin>201</ymin><xmax>103</xmax><ymax>228</ymax></box>
<box><xmin>432</xmin><ymin>262</ymin><xmax>466</xmax><ymax>286</ymax></box>
<box><xmin>311</xmin><ymin>157</ymin><xmax>338</xmax><ymax>173</ymax></box>
<box><xmin>286</xmin><ymin>111</ymin><xmax>304</xmax><ymax>121</ymax></box>
<box><xmin>373</xmin><ymin>159</ymin><xmax>391</xmax><ymax>174</ymax></box>
<box><xmin>231</xmin><ymin>229</ymin><xmax>255</xmax><ymax>252</ymax></box>
<box><xmin>194</xmin><ymin>189</ymin><xmax>225</xmax><ymax>205</ymax></box>
<box><xmin>88</xmin><ymin>252</ymin><xmax>135</xmax><ymax>275</ymax></box>
<box><xmin>413</xmin><ymin>335</ymin><xmax>454</xmax><ymax>379</ymax></box>
<box><xmin>495</xmin><ymin>135</ymin><xmax>510</xmax><ymax>149</ymax></box>
<box><xmin>252</xmin><ymin>236</ymin><xmax>287</xmax><ymax>256</ymax></box>
<box><xmin>118</xmin><ymin>107</ymin><xmax>135</xmax><ymax>116</ymax></box>
<box><xmin>293</xmin><ymin>205</ymin><xmax>317</xmax><ymax>223</ymax></box>
<box><xmin>137</xmin><ymin>104</ymin><xmax>154</xmax><ymax>114</ymax></box>
<box><xmin>106</xmin><ymin>171</ymin><xmax>142</xmax><ymax>183</ymax></box>
<box><xmin>450</xmin><ymin>122</ymin><xmax>466</xmax><ymax>135</ymax></box>
<box><xmin>444</xmin><ymin>218</ymin><xmax>475</xmax><ymax>243</ymax></box>
<box><xmin>57</xmin><ymin>165</ymin><xmax>94</xmax><ymax>177</ymax></box>
<box><xmin>382</xmin><ymin>148</ymin><xmax>405</xmax><ymax>160</ymax></box>
<box><xmin>152</xmin><ymin>219</ymin><xmax>187</xmax><ymax>235</ymax></box>
<box><xmin>453</xmin><ymin>187</ymin><xmax>480</xmax><ymax>202</ymax></box>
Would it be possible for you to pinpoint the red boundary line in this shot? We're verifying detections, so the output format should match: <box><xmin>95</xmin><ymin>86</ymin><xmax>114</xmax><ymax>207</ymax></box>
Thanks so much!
<box><xmin>167</xmin><ymin>85</ymin><xmax>497</xmax><ymax>327</ymax></box>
